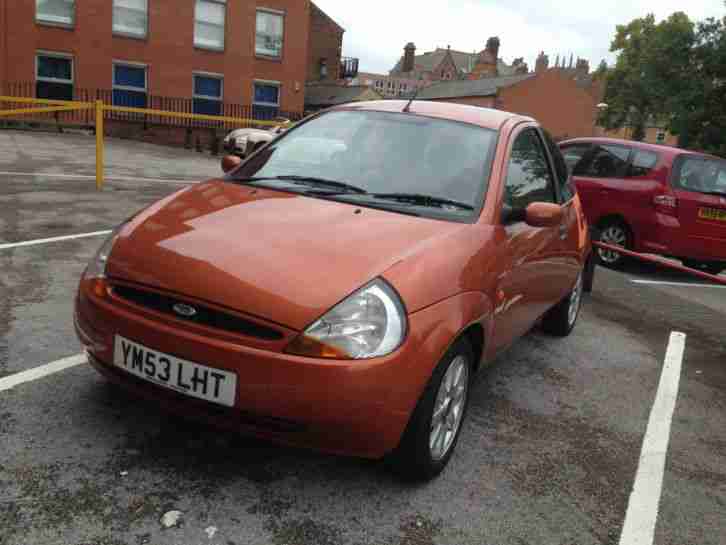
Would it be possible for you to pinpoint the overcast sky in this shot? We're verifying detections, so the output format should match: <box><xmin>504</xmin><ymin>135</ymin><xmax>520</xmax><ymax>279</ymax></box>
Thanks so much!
<box><xmin>312</xmin><ymin>0</ymin><xmax>725</xmax><ymax>74</ymax></box>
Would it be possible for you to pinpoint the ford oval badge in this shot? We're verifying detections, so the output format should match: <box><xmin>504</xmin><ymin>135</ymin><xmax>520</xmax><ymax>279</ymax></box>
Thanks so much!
<box><xmin>173</xmin><ymin>303</ymin><xmax>197</xmax><ymax>318</ymax></box>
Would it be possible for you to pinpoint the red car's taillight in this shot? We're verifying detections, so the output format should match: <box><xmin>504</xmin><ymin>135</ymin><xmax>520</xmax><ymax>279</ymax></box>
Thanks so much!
<box><xmin>653</xmin><ymin>194</ymin><xmax>678</xmax><ymax>216</ymax></box>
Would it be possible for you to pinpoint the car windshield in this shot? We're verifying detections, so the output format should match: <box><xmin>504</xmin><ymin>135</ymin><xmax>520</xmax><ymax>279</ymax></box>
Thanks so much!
<box><xmin>229</xmin><ymin>110</ymin><xmax>498</xmax><ymax>219</ymax></box>
<box><xmin>672</xmin><ymin>155</ymin><xmax>726</xmax><ymax>195</ymax></box>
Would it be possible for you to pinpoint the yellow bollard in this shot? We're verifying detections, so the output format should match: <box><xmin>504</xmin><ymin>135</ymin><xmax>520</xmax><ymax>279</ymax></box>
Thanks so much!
<box><xmin>95</xmin><ymin>100</ymin><xmax>104</xmax><ymax>190</ymax></box>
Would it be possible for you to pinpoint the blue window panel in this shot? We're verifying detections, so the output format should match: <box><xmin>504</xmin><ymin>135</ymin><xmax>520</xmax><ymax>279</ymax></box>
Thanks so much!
<box><xmin>114</xmin><ymin>65</ymin><xmax>145</xmax><ymax>89</ymax></box>
<box><xmin>113</xmin><ymin>89</ymin><xmax>147</xmax><ymax>108</ymax></box>
<box><xmin>253</xmin><ymin>105</ymin><xmax>278</xmax><ymax>120</ymax></box>
<box><xmin>36</xmin><ymin>81</ymin><xmax>73</xmax><ymax>100</ymax></box>
<box><xmin>193</xmin><ymin>98</ymin><xmax>222</xmax><ymax>116</ymax></box>
<box><xmin>37</xmin><ymin>56</ymin><xmax>72</xmax><ymax>81</ymax></box>
<box><xmin>194</xmin><ymin>76</ymin><xmax>222</xmax><ymax>98</ymax></box>
<box><xmin>253</xmin><ymin>84</ymin><xmax>279</xmax><ymax>105</ymax></box>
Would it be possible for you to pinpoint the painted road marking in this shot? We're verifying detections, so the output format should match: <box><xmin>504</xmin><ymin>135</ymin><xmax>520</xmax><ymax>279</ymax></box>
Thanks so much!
<box><xmin>631</xmin><ymin>279</ymin><xmax>726</xmax><ymax>289</ymax></box>
<box><xmin>618</xmin><ymin>331</ymin><xmax>686</xmax><ymax>545</ymax></box>
<box><xmin>0</xmin><ymin>354</ymin><xmax>87</xmax><ymax>393</ymax></box>
<box><xmin>0</xmin><ymin>171</ymin><xmax>196</xmax><ymax>184</ymax></box>
<box><xmin>0</xmin><ymin>230</ymin><xmax>112</xmax><ymax>250</ymax></box>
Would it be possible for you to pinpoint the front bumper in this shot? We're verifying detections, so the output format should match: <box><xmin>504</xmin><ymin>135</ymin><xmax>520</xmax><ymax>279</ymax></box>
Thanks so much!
<box><xmin>74</xmin><ymin>279</ymin><xmax>440</xmax><ymax>459</ymax></box>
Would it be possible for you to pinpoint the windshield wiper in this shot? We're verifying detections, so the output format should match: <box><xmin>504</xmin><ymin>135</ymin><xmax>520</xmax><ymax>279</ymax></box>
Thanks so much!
<box><xmin>367</xmin><ymin>192</ymin><xmax>475</xmax><ymax>210</ymax></box>
<box><xmin>232</xmin><ymin>175</ymin><xmax>368</xmax><ymax>194</ymax></box>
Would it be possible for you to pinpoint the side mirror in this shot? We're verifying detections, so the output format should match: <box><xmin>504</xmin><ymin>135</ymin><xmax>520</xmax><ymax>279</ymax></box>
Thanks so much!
<box><xmin>502</xmin><ymin>202</ymin><xmax>563</xmax><ymax>228</ymax></box>
<box><xmin>525</xmin><ymin>202</ymin><xmax>563</xmax><ymax>228</ymax></box>
<box><xmin>221</xmin><ymin>154</ymin><xmax>242</xmax><ymax>173</ymax></box>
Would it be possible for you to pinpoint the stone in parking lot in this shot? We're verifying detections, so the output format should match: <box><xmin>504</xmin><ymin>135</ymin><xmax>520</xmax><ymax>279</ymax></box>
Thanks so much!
<box><xmin>205</xmin><ymin>526</ymin><xmax>218</xmax><ymax>539</ymax></box>
<box><xmin>160</xmin><ymin>510</ymin><xmax>183</xmax><ymax>529</ymax></box>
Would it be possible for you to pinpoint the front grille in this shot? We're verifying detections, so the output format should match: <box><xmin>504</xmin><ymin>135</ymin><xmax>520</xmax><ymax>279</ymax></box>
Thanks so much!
<box><xmin>112</xmin><ymin>285</ymin><xmax>283</xmax><ymax>341</ymax></box>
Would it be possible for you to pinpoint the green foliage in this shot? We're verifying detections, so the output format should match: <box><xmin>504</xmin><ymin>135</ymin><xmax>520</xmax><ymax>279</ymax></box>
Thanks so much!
<box><xmin>602</xmin><ymin>10</ymin><xmax>726</xmax><ymax>156</ymax></box>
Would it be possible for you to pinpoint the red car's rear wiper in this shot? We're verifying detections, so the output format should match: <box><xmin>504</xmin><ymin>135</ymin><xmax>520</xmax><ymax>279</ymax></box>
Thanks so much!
<box><xmin>367</xmin><ymin>192</ymin><xmax>475</xmax><ymax>210</ymax></box>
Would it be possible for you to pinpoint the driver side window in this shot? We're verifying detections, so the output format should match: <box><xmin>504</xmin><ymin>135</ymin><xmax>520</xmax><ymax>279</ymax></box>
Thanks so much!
<box><xmin>503</xmin><ymin>129</ymin><xmax>556</xmax><ymax>210</ymax></box>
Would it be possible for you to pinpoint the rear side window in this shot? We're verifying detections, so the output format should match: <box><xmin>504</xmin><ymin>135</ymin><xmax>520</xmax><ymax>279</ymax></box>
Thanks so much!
<box><xmin>543</xmin><ymin>131</ymin><xmax>575</xmax><ymax>202</ymax></box>
<box><xmin>574</xmin><ymin>144</ymin><xmax>630</xmax><ymax>178</ymax></box>
<box><xmin>503</xmin><ymin>129</ymin><xmax>556</xmax><ymax>210</ymax></box>
<box><xmin>627</xmin><ymin>150</ymin><xmax>659</xmax><ymax>178</ymax></box>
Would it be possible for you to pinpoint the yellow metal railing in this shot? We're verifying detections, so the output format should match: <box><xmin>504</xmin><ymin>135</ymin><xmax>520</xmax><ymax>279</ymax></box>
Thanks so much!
<box><xmin>0</xmin><ymin>96</ymin><xmax>280</xmax><ymax>190</ymax></box>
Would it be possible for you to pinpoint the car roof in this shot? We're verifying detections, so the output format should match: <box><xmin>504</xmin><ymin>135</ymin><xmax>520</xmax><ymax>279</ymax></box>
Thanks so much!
<box><xmin>329</xmin><ymin>100</ymin><xmax>534</xmax><ymax>131</ymax></box>
<box><xmin>558</xmin><ymin>136</ymin><xmax>720</xmax><ymax>160</ymax></box>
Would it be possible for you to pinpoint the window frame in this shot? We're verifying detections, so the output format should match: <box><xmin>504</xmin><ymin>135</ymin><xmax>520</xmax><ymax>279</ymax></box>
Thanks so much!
<box><xmin>501</xmin><ymin>126</ymin><xmax>559</xmax><ymax>222</ymax></box>
<box><xmin>36</xmin><ymin>51</ymin><xmax>74</xmax><ymax>85</ymax></box>
<box><xmin>36</xmin><ymin>0</ymin><xmax>75</xmax><ymax>28</ymax></box>
<box><xmin>255</xmin><ymin>7</ymin><xmax>285</xmax><ymax>60</ymax></box>
<box><xmin>540</xmin><ymin>129</ymin><xmax>574</xmax><ymax>204</ymax></box>
<box><xmin>112</xmin><ymin>60</ymin><xmax>149</xmax><ymax>107</ymax></box>
<box><xmin>194</xmin><ymin>0</ymin><xmax>227</xmax><ymax>52</ymax></box>
<box><xmin>112</xmin><ymin>0</ymin><xmax>149</xmax><ymax>40</ymax></box>
<box><xmin>253</xmin><ymin>79</ymin><xmax>281</xmax><ymax>118</ymax></box>
<box><xmin>192</xmin><ymin>71</ymin><xmax>224</xmax><ymax>116</ymax></box>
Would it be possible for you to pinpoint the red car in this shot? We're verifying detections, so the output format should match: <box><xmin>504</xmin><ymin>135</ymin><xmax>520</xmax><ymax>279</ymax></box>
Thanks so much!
<box><xmin>560</xmin><ymin>137</ymin><xmax>726</xmax><ymax>274</ymax></box>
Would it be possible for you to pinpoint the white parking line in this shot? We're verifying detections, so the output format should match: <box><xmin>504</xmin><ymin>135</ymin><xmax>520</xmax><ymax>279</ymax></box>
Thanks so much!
<box><xmin>0</xmin><ymin>230</ymin><xmax>112</xmax><ymax>250</ymax></box>
<box><xmin>0</xmin><ymin>171</ymin><xmax>197</xmax><ymax>184</ymax></box>
<box><xmin>631</xmin><ymin>279</ymin><xmax>726</xmax><ymax>289</ymax></box>
<box><xmin>0</xmin><ymin>354</ymin><xmax>87</xmax><ymax>393</ymax></box>
<box><xmin>618</xmin><ymin>331</ymin><xmax>686</xmax><ymax>545</ymax></box>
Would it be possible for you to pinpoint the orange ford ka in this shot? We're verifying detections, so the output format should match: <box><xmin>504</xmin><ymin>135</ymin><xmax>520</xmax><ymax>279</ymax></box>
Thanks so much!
<box><xmin>75</xmin><ymin>101</ymin><xmax>592</xmax><ymax>480</ymax></box>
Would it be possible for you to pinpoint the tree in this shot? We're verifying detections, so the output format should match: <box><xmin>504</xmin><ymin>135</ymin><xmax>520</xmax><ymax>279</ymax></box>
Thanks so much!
<box><xmin>600</xmin><ymin>12</ymin><xmax>696</xmax><ymax>142</ymax></box>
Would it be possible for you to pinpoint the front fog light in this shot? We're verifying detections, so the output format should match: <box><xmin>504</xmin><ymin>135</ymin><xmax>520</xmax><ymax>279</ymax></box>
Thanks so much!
<box><xmin>287</xmin><ymin>279</ymin><xmax>407</xmax><ymax>359</ymax></box>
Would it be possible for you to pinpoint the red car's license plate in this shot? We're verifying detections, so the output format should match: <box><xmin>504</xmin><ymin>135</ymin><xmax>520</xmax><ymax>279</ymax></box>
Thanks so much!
<box><xmin>698</xmin><ymin>207</ymin><xmax>726</xmax><ymax>222</ymax></box>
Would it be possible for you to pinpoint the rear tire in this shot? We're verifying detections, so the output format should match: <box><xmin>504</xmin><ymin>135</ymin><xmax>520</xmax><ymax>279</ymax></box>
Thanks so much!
<box><xmin>595</xmin><ymin>220</ymin><xmax>632</xmax><ymax>269</ymax></box>
<box><xmin>387</xmin><ymin>337</ymin><xmax>473</xmax><ymax>481</ymax></box>
<box><xmin>542</xmin><ymin>271</ymin><xmax>583</xmax><ymax>337</ymax></box>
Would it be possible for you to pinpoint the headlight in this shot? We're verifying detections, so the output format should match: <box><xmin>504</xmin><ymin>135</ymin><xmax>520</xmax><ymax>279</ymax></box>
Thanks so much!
<box><xmin>83</xmin><ymin>225</ymin><xmax>123</xmax><ymax>280</ymax></box>
<box><xmin>287</xmin><ymin>279</ymin><xmax>407</xmax><ymax>359</ymax></box>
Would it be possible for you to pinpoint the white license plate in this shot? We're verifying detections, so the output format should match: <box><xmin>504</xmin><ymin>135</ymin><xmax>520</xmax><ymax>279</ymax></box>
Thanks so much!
<box><xmin>113</xmin><ymin>335</ymin><xmax>237</xmax><ymax>407</ymax></box>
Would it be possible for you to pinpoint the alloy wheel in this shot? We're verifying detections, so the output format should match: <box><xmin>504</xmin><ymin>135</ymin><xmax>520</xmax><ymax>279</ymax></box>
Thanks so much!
<box><xmin>568</xmin><ymin>272</ymin><xmax>583</xmax><ymax>326</ymax></box>
<box><xmin>429</xmin><ymin>355</ymin><xmax>469</xmax><ymax>461</ymax></box>
<box><xmin>598</xmin><ymin>225</ymin><xmax>628</xmax><ymax>264</ymax></box>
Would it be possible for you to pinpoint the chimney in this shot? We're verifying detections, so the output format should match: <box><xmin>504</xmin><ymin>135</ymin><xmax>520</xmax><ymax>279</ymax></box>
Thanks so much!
<box><xmin>535</xmin><ymin>51</ymin><xmax>549</xmax><ymax>73</ymax></box>
<box><xmin>485</xmin><ymin>36</ymin><xmax>500</xmax><ymax>61</ymax></box>
<box><xmin>575</xmin><ymin>58</ymin><xmax>590</xmax><ymax>77</ymax></box>
<box><xmin>403</xmin><ymin>42</ymin><xmax>416</xmax><ymax>73</ymax></box>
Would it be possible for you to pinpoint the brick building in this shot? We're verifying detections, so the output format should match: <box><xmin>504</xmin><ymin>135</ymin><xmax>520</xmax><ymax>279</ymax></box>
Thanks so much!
<box><xmin>416</xmin><ymin>60</ymin><xmax>605</xmax><ymax>140</ymax></box>
<box><xmin>306</xmin><ymin>2</ymin><xmax>357</xmax><ymax>84</ymax></box>
<box><xmin>0</xmin><ymin>0</ymin><xmax>311</xmax><ymax>118</ymax></box>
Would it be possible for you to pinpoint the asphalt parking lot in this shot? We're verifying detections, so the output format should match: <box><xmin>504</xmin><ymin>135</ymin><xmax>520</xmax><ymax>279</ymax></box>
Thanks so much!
<box><xmin>1</xmin><ymin>130</ymin><xmax>725</xmax><ymax>545</ymax></box>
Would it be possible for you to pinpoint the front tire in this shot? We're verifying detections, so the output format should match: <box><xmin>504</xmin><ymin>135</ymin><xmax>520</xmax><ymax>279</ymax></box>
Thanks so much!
<box><xmin>388</xmin><ymin>338</ymin><xmax>473</xmax><ymax>481</ymax></box>
<box><xmin>542</xmin><ymin>271</ymin><xmax>583</xmax><ymax>337</ymax></box>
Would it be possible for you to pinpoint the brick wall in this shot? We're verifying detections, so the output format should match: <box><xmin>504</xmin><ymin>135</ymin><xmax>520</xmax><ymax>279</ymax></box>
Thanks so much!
<box><xmin>498</xmin><ymin>69</ymin><xmax>604</xmax><ymax>139</ymax></box>
<box><xmin>2</xmin><ymin>0</ymin><xmax>310</xmax><ymax>114</ymax></box>
<box><xmin>307</xmin><ymin>3</ymin><xmax>343</xmax><ymax>82</ymax></box>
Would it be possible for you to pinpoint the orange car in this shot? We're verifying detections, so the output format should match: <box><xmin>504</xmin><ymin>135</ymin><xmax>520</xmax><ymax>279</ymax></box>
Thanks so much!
<box><xmin>75</xmin><ymin>100</ymin><xmax>592</xmax><ymax>480</ymax></box>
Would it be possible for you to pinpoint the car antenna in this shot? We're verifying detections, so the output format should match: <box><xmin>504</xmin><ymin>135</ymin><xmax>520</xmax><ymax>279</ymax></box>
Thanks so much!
<box><xmin>402</xmin><ymin>86</ymin><xmax>420</xmax><ymax>113</ymax></box>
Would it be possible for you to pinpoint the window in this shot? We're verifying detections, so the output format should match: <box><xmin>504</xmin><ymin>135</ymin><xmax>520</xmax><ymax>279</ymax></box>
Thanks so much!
<box><xmin>503</xmin><ymin>129</ymin><xmax>556</xmax><ymax>211</ymax></box>
<box><xmin>36</xmin><ymin>0</ymin><xmax>74</xmax><ymax>26</ymax></box>
<box><xmin>543</xmin><ymin>131</ymin><xmax>575</xmax><ymax>202</ymax></box>
<box><xmin>256</xmin><ymin>9</ymin><xmax>284</xmax><ymax>58</ymax></box>
<box><xmin>36</xmin><ymin>53</ymin><xmax>74</xmax><ymax>100</ymax></box>
<box><xmin>193</xmin><ymin>74</ymin><xmax>223</xmax><ymax>116</ymax></box>
<box><xmin>195</xmin><ymin>0</ymin><xmax>226</xmax><ymax>50</ymax></box>
<box><xmin>561</xmin><ymin>143</ymin><xmax>591</xmax><ymax>172</ymax></box>
<box><xmin>672</xmin><ymin>156</ymin><xmax>726</xmax><ymax>195</ymax></box>
<box><xmin>113</xmin><ymin>0</ymin><xmax>148</xmax><ymax>38</ymax></box>
<box><xmin>627</xmin><ymin>150</ymin><xmax>659</xmax><ymax>178</ymax></box>
<box><xmin>574</xmin><ymin>144</ymin><xmax>630</xmax><ymax>178</ymax></box>
<box><xmin>113</xmin><ymin>63</ymin><xmax>147</xmax><ymax>108</ymax></box>
<box><xmin>253</xmin><ymin>82</ymin><xmax>280</xmax><ymax>120</ymax></box>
